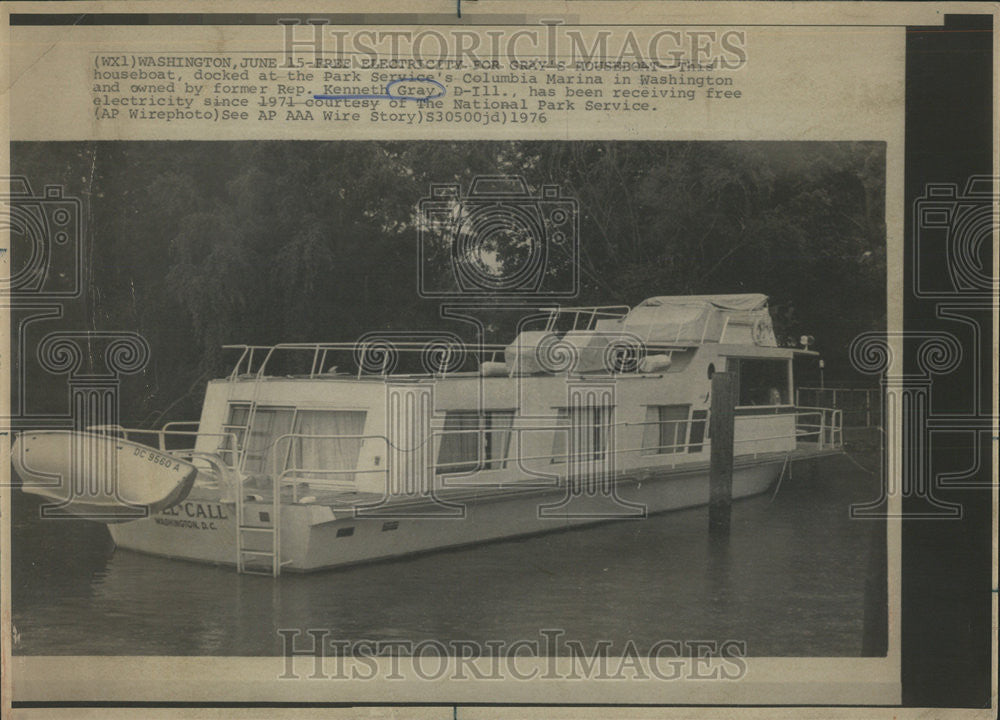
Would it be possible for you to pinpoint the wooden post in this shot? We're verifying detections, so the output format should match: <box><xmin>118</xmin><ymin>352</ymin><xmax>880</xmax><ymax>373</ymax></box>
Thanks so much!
<box><xmin>709</xmin><ymin>371</ymin><xmax>736</xmax><ymax>537</ymax></box>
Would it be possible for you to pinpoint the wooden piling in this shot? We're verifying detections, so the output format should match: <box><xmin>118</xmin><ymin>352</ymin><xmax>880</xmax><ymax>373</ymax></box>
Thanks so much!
<box><xmin>709</xmin><ymin>371</ymin><xmax>736</xmax><ymax>537</ymax></box>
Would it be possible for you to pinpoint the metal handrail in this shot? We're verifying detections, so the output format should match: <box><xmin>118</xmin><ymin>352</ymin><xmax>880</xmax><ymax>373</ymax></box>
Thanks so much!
<box><xmin>433</xmin><ymin>409</ymin><xmax>839</xmax><ymax>472</ymax></box>
<box><xmin>84</xmin><ymin>405</ymin><xmax>841</xmax><ymax>507</ymax></box>
<box><xmin>255</xmin><ymin>432</ymin><xmax>390</xmax><ymax>459</ymax></box>
<box><xmin>540</xmin><ymin>305</ymin><xmax>632</xmax><ymax>332</ymax></box>
<box><xmin>222</xmin><ymin>342</ymin><xmax>509</xmax><ymax>380</ymax></box>
<box><xmin>267</xmin><ymin>434</ymin><xmax>392</xmax><ymax>502</ymax></box>
<box><xmin>86</xmin><ymin>424</ymin><xmax>241</xmax><ymax>468</ymax></box>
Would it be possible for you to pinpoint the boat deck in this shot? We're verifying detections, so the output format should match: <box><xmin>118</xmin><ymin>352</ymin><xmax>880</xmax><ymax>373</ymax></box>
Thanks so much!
<box><xmin>232</xmin><ymin>445</ymin><xmax>843</xmax><ymax>512</ymax></box>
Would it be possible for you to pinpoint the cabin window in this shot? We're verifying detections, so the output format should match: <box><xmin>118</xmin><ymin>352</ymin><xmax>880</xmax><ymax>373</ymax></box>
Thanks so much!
<box><xmin>287</xmin><ymin>410</ymin><xmax>367</xmax><ymax>483</ymax></box>
<box><xmin>731</xmin><ymin>358</ymin><xmax>790</xmax><ymax>406</ymax></box>
<box><xmin>642</xmin><ymin>405</ymin><xmax>690</xmax><ymax>454</ymax></box>
<box><xmin>551</xmin><ymin>405</ymin><xmax>612</xmax><ymax>463</ymax></box>
<box><xmin>219</xmin><ymin>403</ymin><xmax>251</xmax><ymax>466</ymax></box>
<box><xmin>436</xmin><ymin>410</ymin><xmax>514</xmax><ymax>474</ymax></box>
<box><xmin>551</xmin><ymin>409</ymin><xmax>569</xmax><ymax>464</ymax></box>
<box><xmin>688</xmin><ymin>410</ymin><xmax>708</xmax><ymax>453</ymax></box>
<box><xmin>243</xmin><ymin>407</ymin><xmax>295</xmax><ymax>475</ymax></box>
<box><xmin>220</xmin><ymin>404</ymin><xmax>367</xmax><ymax>479</ymax></box>
<box><xmin>484</xmin><ymin>411</ymin><xmax>515</xmax><ymax>469</ymax></box>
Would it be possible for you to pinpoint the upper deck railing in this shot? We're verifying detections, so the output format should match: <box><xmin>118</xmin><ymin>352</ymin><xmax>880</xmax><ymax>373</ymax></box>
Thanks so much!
<box><xmin>541</xmin><ymin>305</ymin><xmax>631</xmax><ymax>332</ymax></box>
<box><xmin>222</xmin><ymin>340</ymin><xmax>510</xmax><ymax>381</ymax></box>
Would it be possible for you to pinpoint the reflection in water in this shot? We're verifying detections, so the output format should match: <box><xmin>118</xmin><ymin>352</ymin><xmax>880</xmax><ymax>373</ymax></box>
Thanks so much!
<box><xmin>12</xmin><ymin>455</ymin><xmax>886</xmax><ymax>657</ymax></box>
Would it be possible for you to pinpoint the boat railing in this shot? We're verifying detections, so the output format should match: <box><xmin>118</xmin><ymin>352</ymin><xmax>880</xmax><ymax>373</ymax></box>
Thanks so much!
<box><xmin>446</xmin><ymin>417</ymin><xmax>697</xmax><ymax>471</ymax></box>
<box><xmin>432</xmin><ymin>407</ymin><xmax>841</xmax><ymax>473</ymax></box>
<box><xmin>86</xmin><ymin>424</ymin><xmax>242</xmax><ymax>469</ymax></box>
<box><xmin>196</xmin><ymin>406</ymin><xmax>839</xmax><ymax>495</ymax></box>
<box><xmin>794</xmin><ymin>406</ymin><xmax>843</xmax><ymax>450</ymax></box>
<box><xmin>541</xmin><ymin>305</ymin><xmax>632</xmax><ymax>332</ymax></box>
<box><xmin>796</xmin><ymin>386</ymin><xmax>882</xmax><ymax>428</ymax></box>
<box><xmin>223</xmin><ymin>334</ymin><xmax>706</xmax><ymax>382</ymax></box>
<box><xmin>86</xmin><ymin>404</ymin><xmax>841</xmax><ymax>498</ymax></box>
<box><xmin>223</xmin><ymin>341</ymin><xmax>510</xmax><ymax>381</ymax></box>
<box><xmin>262</xmin><ymin>433</ymin><xmax>391</xmax><ymax>501</ymax></box>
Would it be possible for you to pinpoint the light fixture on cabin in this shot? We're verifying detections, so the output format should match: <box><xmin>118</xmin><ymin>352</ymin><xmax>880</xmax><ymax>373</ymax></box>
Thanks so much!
<box><xmin>799</xmin><ymin>335</ymin><xmax>815</xmax><ymax>350</ymax></box>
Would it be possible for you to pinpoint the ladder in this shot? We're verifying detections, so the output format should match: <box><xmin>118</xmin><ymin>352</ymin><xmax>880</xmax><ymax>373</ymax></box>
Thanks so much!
<box><xmin>230</xmin><ymin>374</ymin><xmax>286</xmax><ymax>576</ymax></box>
<box><xmin>236</xmin><ymin>474</ymin><xmax>283</xmax><ymax>576</ymax></box>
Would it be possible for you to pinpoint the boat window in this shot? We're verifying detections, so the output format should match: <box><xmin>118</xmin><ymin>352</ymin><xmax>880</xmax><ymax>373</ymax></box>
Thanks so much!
<box><xmin>732</xmin><ymin>358</ymin><xmax>790</xmax><ymax>406</ymax></box>
<box><xmin>642</xmin><ymin>405</ymin><xmax>690</xmax><ymax>454</ymax></box>
<box><xmin>287</xmin><ymin>410</ymin><xmax>367</xmax><ymax>483</ymax></box>
<box><xmin>551</xmin><ymin>405</ymin><xmax>612</xmax><ymax>463</ymax></box>
<box><xmin>688</xmin><ymin>410</ymin><xmax>708</xmax><ymax>452</ymax></box>
<box><xmin>219</xmin><ymin>403</ymin><xmax>251</xmax><ymax>465</ymax></box>
<box><xmin>220</xmin><ymin>405</ymin><xmax>367</xmax><ymax>479</ymax></box>
<box><xmin>244</xmin><ymin>407</ymin><xmax>295</xmax><ymax>475</ymax></box>
<box><xmin>436</xmin><ymin>410</ymin><xmax>515</xmax><ymax>474</ymax></box>
<box><xmin>551</xmin><ymin>409</ymin><xmax>569</xmax><ymax>464</ymax></box>
<box><xmin>484</xmin><ymin>411</ymin><xmax>515</xmax><ymax>470</ymax></box>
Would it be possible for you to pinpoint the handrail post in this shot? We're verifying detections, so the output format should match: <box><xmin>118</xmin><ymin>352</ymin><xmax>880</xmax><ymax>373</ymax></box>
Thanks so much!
<box><xmin>709</xmin><ymin>372</ymin><xmax>736</xmax><ymax>538</ymax></box>
<box><xmin>273</xmin><ymin>469</ymin><xmax>280</xmax><ymax>576</ymax></box>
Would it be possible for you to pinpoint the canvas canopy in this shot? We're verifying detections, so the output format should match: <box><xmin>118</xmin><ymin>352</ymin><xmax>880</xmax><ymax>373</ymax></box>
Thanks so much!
<box><xmin>620</xmin><ymin>294</ymin><xmax>777</xmax><ymax>346</ymax></box>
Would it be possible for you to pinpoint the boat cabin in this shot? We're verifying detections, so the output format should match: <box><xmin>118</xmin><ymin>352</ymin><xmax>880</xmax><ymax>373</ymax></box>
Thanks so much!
<box><xmin>179</xmin><ymin>294</ymin><xmax>837</xmax><ymax>499</ymax></box>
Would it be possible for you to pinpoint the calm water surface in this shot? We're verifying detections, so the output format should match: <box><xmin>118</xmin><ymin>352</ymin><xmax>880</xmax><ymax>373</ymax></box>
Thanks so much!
<box><xmin>12</xmin><ymin>453</ymin><xmax>886</xmax><ymax>657</ymax></box>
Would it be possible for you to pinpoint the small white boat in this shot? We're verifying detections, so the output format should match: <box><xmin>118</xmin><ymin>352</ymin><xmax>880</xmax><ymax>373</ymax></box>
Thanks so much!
<box><xmin>13</xmin><ymin>431</ymin><xmax>198</xmax><ymax>520</ymax></box>
<box><xmin>13</xmin><ymin>294</ymin><xmax>843</xmax><ymax>574</ymax></box>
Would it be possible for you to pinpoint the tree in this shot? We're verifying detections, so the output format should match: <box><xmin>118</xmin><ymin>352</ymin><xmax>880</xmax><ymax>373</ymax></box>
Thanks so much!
<box><xmin>12</xmin><ymin>140</ymin><xmax>886</xmax><ymax>424</ymax></box>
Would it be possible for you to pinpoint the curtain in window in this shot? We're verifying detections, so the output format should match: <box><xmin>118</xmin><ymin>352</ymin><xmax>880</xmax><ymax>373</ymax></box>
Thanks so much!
<box><xmin>659</xmin><ymin>405</ymin><xmax>689</xmax><ymax>454</ymax></box>
<box><xmin>219</xmin><ymin>404</ymin><xmax>250</xmax><ymax>465</ymax></box>
<box><xmin>642</xmin><ymin>405</ymin><xmax>690</xmax><ymax>454</ymax></box>
<box><xmin>582</xmin><ymin>406</ymin><xmax>609</xmax><ymax>460</ymax></box>
<box><xmin>553</xmin><ymin>407</ymin><xmax>610</xmax><ymax>463</ymax></box>
<box><xmin>486</xmin><ymin>411</ymin><xmax>514</xmax><ymax>469</ymax></box>
<box><xmin>289</xmin><ymin>410</ymin><xmax>367</xmax><ymax>484</ymax></box>
<box><xmin>245</xmin><ymin>408</ymin><xmax>295</xmax><ymax>475</ymax></box>
<box><xmin>437</xmin><ymin>412</ymin><xmax>480</xmax><ymax>473</ymax></box>
<box><xmin>642</xmin><ymin>406</ymin><xmax>660</xmax><ymax>455</ymax></box>
<box><xmin>550</xmin><ymin>408</ymin><xmax>569</xmax><ymax>464</ymax></box>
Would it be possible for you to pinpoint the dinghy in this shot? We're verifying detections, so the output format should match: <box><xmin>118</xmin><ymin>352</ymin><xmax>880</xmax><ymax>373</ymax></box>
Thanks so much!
<box><xmin>11</xmin><ymin>431</ymin><xmax>198</xmax><ymax>520</ymax></box>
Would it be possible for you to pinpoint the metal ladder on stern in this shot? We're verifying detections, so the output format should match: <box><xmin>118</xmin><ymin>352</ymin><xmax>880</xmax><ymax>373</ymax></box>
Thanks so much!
<box><xmin>229</xmin><ymin>358</ymin><xmax>287</xmax><ymax>577</ymax></box>
<box><xmin>236</xmin><ymin>476</ymin><xmax>284</xmax><ymax>576</ymax></box>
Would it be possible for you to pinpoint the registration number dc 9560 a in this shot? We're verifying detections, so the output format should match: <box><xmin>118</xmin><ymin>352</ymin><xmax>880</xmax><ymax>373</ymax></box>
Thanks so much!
<box><xmin>132</xmin><ymin>445</ymin><xmax>184</xmax><ymax>472</ymax></box>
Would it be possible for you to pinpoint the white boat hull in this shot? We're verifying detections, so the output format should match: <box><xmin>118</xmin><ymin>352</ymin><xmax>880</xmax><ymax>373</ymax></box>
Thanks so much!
<box><xmin>108</xmin><ymin>455</ymin><xmax>796</xmax><ymax>571</ymax></box>
<box><xmin>12</xmin><ymin>431</ymin><xmax>198</xmax><ymax>521</ymax></box>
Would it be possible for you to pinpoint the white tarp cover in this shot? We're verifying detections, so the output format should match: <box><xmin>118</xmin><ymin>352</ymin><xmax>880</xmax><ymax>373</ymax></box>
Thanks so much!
<box><xmin>622</xmin><ymin>294</ymin><xmax>777</xmax><ymax>346</ymax></box>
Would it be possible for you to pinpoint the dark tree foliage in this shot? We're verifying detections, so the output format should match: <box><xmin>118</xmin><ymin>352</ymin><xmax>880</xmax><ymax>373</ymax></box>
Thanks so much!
<box><xmin>12</xmin><ymin>141</ymin><xmax>885</xmax><ymax>425</ymax></box>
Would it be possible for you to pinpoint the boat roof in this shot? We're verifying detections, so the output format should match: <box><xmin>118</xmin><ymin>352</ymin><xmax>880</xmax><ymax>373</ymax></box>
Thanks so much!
<box><xmin>631</xmin><ymin>293</ymin><xmax>769</xmax><ymax>311</ymax></box>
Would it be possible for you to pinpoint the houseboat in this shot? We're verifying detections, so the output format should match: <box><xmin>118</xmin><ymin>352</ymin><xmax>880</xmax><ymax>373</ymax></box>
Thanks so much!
<box><xmin>12</xmin><ymin>294</ymin><xmax>843</xmax><ymax>574</ymax></box>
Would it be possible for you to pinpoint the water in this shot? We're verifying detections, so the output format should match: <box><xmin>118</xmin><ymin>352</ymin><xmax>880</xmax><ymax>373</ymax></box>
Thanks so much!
<box><xmin>11</xmin><ymin>452</ymin><xmax>886</xmax><ymax>657</ymax></box>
